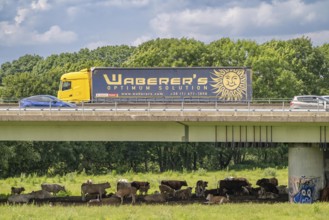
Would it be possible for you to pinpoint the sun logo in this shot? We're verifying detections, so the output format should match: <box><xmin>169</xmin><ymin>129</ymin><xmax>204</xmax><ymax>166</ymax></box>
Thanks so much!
<box><xmin>211</xmin><ymin>69</ymin><xmax>247</xmax><ymax>101</ymax></box>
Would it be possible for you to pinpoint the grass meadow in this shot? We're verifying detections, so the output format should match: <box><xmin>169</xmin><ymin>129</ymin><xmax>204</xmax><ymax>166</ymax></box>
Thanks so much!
<box><xmin>1</xmin><ymin>167</ymin><xmax>329</xmax><ymax>219</ymax></box>
<box><xmin>1</xmin><ymin>203</ymin><xmax>329</xmax><ymax>220</ymax></box>
<box><xmin>0</xmin><ymin>167</ymin><xmax>286</xmax><ymax>196</ymax></box>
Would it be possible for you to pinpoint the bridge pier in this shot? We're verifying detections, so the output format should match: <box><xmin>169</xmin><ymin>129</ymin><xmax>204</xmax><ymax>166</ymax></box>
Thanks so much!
<box><xmin>288</xmin><ymin>143</ymin><xmax>324</xmax><ymax>203</ymax></box>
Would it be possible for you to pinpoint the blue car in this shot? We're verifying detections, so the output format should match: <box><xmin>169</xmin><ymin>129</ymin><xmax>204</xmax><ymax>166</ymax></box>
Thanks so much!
<box><xmin>19</xmin><ymin>95</ymin><xmax>76</xmax><ymax>108</ymax></box>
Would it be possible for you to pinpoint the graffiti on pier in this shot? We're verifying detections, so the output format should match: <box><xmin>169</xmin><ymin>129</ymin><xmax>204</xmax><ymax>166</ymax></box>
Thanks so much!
<box><xmin>289</xmin><ymin>176</ymin><xmax>321</xmax><ymax>203</ymax></box>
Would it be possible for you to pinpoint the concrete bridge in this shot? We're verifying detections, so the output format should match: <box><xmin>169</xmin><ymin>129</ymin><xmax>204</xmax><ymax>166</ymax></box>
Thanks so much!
<box><xmin>0</xmin><ymin>107</ymin><xmax>329</xmax><ymax>202</ymax></box>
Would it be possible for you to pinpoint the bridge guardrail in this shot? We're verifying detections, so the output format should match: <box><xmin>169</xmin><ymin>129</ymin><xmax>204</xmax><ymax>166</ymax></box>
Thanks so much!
<box><xmin>0</xmin><ymin>98</ymin><xmax>328</xmax><ymax>113</ymax></box>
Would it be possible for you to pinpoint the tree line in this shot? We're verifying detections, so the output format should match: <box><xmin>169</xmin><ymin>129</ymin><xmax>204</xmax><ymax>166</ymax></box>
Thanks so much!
<box><xmin>0</xmin><ymin>37</ymin><xmax>328</xmax><ymax>177</ymax></box>
<box><xmin>0</xmin><ymin>141</ymin><xmax>288</xmax><ymax>178</ymax></box>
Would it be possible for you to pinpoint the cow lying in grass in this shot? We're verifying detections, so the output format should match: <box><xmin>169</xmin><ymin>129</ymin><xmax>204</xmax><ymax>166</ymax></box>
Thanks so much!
<box><xmin>205</xmin><ymin>194</ymin><xmax>230</xmax><ymax>204</ymax></box>
<box><xmin>161</xmin><ymin>180</ymin><xmax>188</xmax><ymax>190</ymax></box>
<box><xmin>258</xmin><ymin>187</ymin><xmax>279</xmax><ymax>199</ymax></box>
<box><xmin>41</xmin><ymin>183</ymin><xmax>66</xmax><ymax>196</ymax></box>
<box><xmin>174</xmin><ymin>187</ymin><xmax>192</xmax><ymax>200</ymax></box>
<box><xmin>144</xmin><ymin>192</ymin><xmax>167</xmax><ymax>203</ymax></box>
<box><xmin>8</xmin><ymin>190</ymin><xmax>52</xmax><ymax>203</ymax></box>
<box><xmin>159</xmin><ymin>184</ymin><xmax>175</xmax><ymax>197</ymax></box>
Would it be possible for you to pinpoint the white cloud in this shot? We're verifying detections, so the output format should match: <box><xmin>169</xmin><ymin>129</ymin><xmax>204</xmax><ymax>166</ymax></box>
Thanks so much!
<box><xmin>0</xmin><ymin>0</ymin><xmax>75</xmax><ymax>46</ymax></box>
<box><xmin>253</xmin><ymin>2</ymin><xmax>278</xmax><ymax>27</ymax></box>
<box><xmin>99</xmin><ymin>0</ymin><xmax>150</xmax><ymax>8</ymax></box>
<box><xmin>31</xmin><ymin>0</ymin><xmax>50</xmax><ymax>11</ymax></box>
<box><xmin>131</xmin><ymin>35</ymin><xmax>152</xmax><ymax>46</ymax></box>
<box><xmin>66</xmin><ymin>6</ymin><xmax>81</xmax><ymax>18</ymax></box>
<box><xmin>33</xmin><ymin>25</ymin><xmax>77</xmax><ymax>43</ymax></box>
<box><xmin>0</xmin><ymin>22</ymin><xmax>77</xmax><ymax>46</ymax></box>
<box><xmin>85</xmin><ymin>35</ymin><xmax>154</xmax><ymax>50</ymax></box>
<box><xmin>14</xmin><ymin>8</ymin><xmax>29</xmax><ymax>25</ymax></box>
<box><xmin>13</xmin><ymin>0</ymin><xmax>50</xmax><ymax>25</ymax></box>
<box><xmin>150</xmin><ymin>0</ymin><xmax>329</xmax><ymax>40</ymax></box>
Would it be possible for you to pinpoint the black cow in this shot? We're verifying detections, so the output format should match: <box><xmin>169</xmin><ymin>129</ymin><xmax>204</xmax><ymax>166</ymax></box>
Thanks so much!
<box><xmin>256</xmin><ymin>178</ymin><xmax>278</xmax><ymax>187</ymax></box>
<box><xmin>204</xmin><ymin>188</ymin><xmax>225</xmax><ymax>197</ymax></box>
<box><xmin>256</xmin><ymin>179</ymin><xmax>279</xmax><ymax>194</ymax></box>
<box><xmin>219</xmin><ymin>177</ymin><xmax>251</xmax><ymax>195</ymax></box>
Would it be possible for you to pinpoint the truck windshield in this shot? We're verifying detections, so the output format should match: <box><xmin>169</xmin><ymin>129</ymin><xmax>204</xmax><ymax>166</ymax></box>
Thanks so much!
<box><xmin>60</xmin><ymin>81</ymin><xmax>71</xmax><ymax>91</ymax></box>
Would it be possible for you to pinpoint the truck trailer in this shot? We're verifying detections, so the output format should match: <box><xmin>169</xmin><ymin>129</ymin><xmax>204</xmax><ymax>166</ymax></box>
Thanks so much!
<box><xmin>57</xmin><ymin>67</ymin><xmax>252</xmax><ymax>103</ymax></box>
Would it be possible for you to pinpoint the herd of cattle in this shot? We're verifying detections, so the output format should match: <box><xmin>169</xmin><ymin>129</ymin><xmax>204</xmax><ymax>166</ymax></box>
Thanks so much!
<box><xmin>7</xmin><ymin>177</ymin><xmax>292</xmax><ymax>205</ymax></box>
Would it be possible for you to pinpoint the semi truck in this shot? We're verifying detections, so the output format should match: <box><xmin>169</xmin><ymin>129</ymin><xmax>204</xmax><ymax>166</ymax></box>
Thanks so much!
<box><xmin>57</xmin><ymin>67</ymin><xmax>252</xmax><ymax>103</ymax></box>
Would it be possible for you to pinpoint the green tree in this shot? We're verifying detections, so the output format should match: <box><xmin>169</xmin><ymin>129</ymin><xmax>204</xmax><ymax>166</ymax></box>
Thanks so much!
<box><xmin>0</xmin><ymin>55</ymin><xmax>42</xmax><ymax>84</ymax></box>
<box><xmin>124</xmin><ymin>38</ymin><xmax>208</xmax><ymax>67</ymax></box>
<box><xmin>207</xmin><ymin>38</ymin><xmax>260</xmax><ymax>66</ymax></box>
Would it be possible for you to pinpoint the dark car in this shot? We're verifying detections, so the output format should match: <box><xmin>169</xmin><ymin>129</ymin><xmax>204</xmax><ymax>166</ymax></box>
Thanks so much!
<box><xmin>19</xmin><ymin>95</ymin><xmax>76</xmax><ymax>108</ymax></box>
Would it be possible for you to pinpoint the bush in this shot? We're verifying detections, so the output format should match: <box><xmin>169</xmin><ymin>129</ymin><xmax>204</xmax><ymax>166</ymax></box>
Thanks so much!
<box><xmin>264</xmin><ymin>167</ymin><xmax>277</xmax><ymax>177</ymax></box>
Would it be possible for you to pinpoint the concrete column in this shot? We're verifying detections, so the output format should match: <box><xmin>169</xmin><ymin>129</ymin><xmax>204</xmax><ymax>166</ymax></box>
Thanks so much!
<box><xmin>288</xmin><ymin>143</ymin><xmax>324</xmax><ymax>203</ymax></box>
<box><xmin>324</xmin><ymin>151</ymin><xmax>329</xmax><ymax>186</ymax></box>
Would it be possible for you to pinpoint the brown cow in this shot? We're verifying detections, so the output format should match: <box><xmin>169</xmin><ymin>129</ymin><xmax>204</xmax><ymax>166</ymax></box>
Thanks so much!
<box><xmin>174</xmin><ymin>187</ymin><xmax>192</xmax><ymax>200</ymax></box>
<box><xmin>205</xmin><ymin>194</ymin><xmax>229</xmax><ymax>204</ymax></box>
<box><xmin>159</xmin><ymin>184</ymin><xmax>175</xmax><ymax>197</ymax></box>
<box><xmin>144</xmin><ymin>193</ymin><xmax>167</xmax><ymax>203</ymax></box>
<box><xmin>161</xmin><ymin>180</ymin><xmax>188</xmax><ymax>190</ymax></box>
<box><xmin>117</xmin><ymin>179</ymin><xmax>130</xmax><ymax>191</ymax></box>
<box><xmin>81</xmin><ymin>182</ymin><xmax>111</xmax><ymax>201</ymax></box>
<box><xmin>41</xmin><ymin>183</ymin><xmax>66</xmax><ymax>196</ymax></box>
<box><xmin>195</xmin><ymin>180</ymin><xmax>208</xmax><ymax>197</ymax></box>
<box><xmin>116</xmin><ymin>186</ymin><xmax>137</xmax><ymax>205</ymax></box>
<box><xmin>131</xmin><ymin>181</ymin><xmax>150</xmax><ymax>195</ymax></box>
<box><xmin>8</xmin><ymin>194</ymin><xmax>32</xmax><ymax>203</ymax></box>
<box><xmin>29</xmin><ymin>190</ymin><xmax>53</xmax><ymax>199</ymax></box>
<box><xmin>11</xmin><ymin>187</ymin><xmax>25</xmax><ymax>195</ymax></box>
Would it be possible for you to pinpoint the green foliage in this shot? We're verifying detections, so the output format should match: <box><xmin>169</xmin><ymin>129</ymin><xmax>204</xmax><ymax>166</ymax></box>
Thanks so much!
<box><xmin>0</xmin><ymin>54</ymin><xmax>42</xmax><ymax>84</ymax></box>
<box><xmin>0</xmin><ymin>141</ymin><xmax>288</xmax><ymax>179</ymax></box>
<box><xmin>1</xmin><ymin>37</ymin><xmax>329</xmax><ymax>101</ymax></box>
<box><xmin>207</xmin><ymin>38</ymin><xmax>260</xmax><ymax>66</ymax></box>
<box><xmin>0</xmin><ymin>36</ymin><xmax>328</xmax><ymax>179</ymax></box>
<box><xmin>0</xmin><ymin>45</ymin><xmax>134</xmax><ymax>99</ymax></box>
<box><xmin>264</xmin><ymin>167</ymin><xmax>277</xmax><ymax>177</ymax></box>
<box><xmin>124</xmin><ymin>38</ymin><xmax>208</xmax><ymax>67</ymax></box>
<box><xmin>194</xmin><ymin>168</ymin><xmax>207</xmax><ymax>176</ymax></box>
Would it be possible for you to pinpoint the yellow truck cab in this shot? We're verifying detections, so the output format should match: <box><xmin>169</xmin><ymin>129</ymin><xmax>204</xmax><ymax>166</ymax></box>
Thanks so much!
<box><xmin>57</xmin><ymin>69</ymin><xmax>91</xmax><ymax>103</ymax></box>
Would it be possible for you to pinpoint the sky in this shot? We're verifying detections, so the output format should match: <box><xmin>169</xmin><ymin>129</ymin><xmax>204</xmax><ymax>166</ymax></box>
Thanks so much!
<box><xmin>1</xmin><ymin>0</ymin><xmax>329</xmax><ymax>64</ymax></box>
